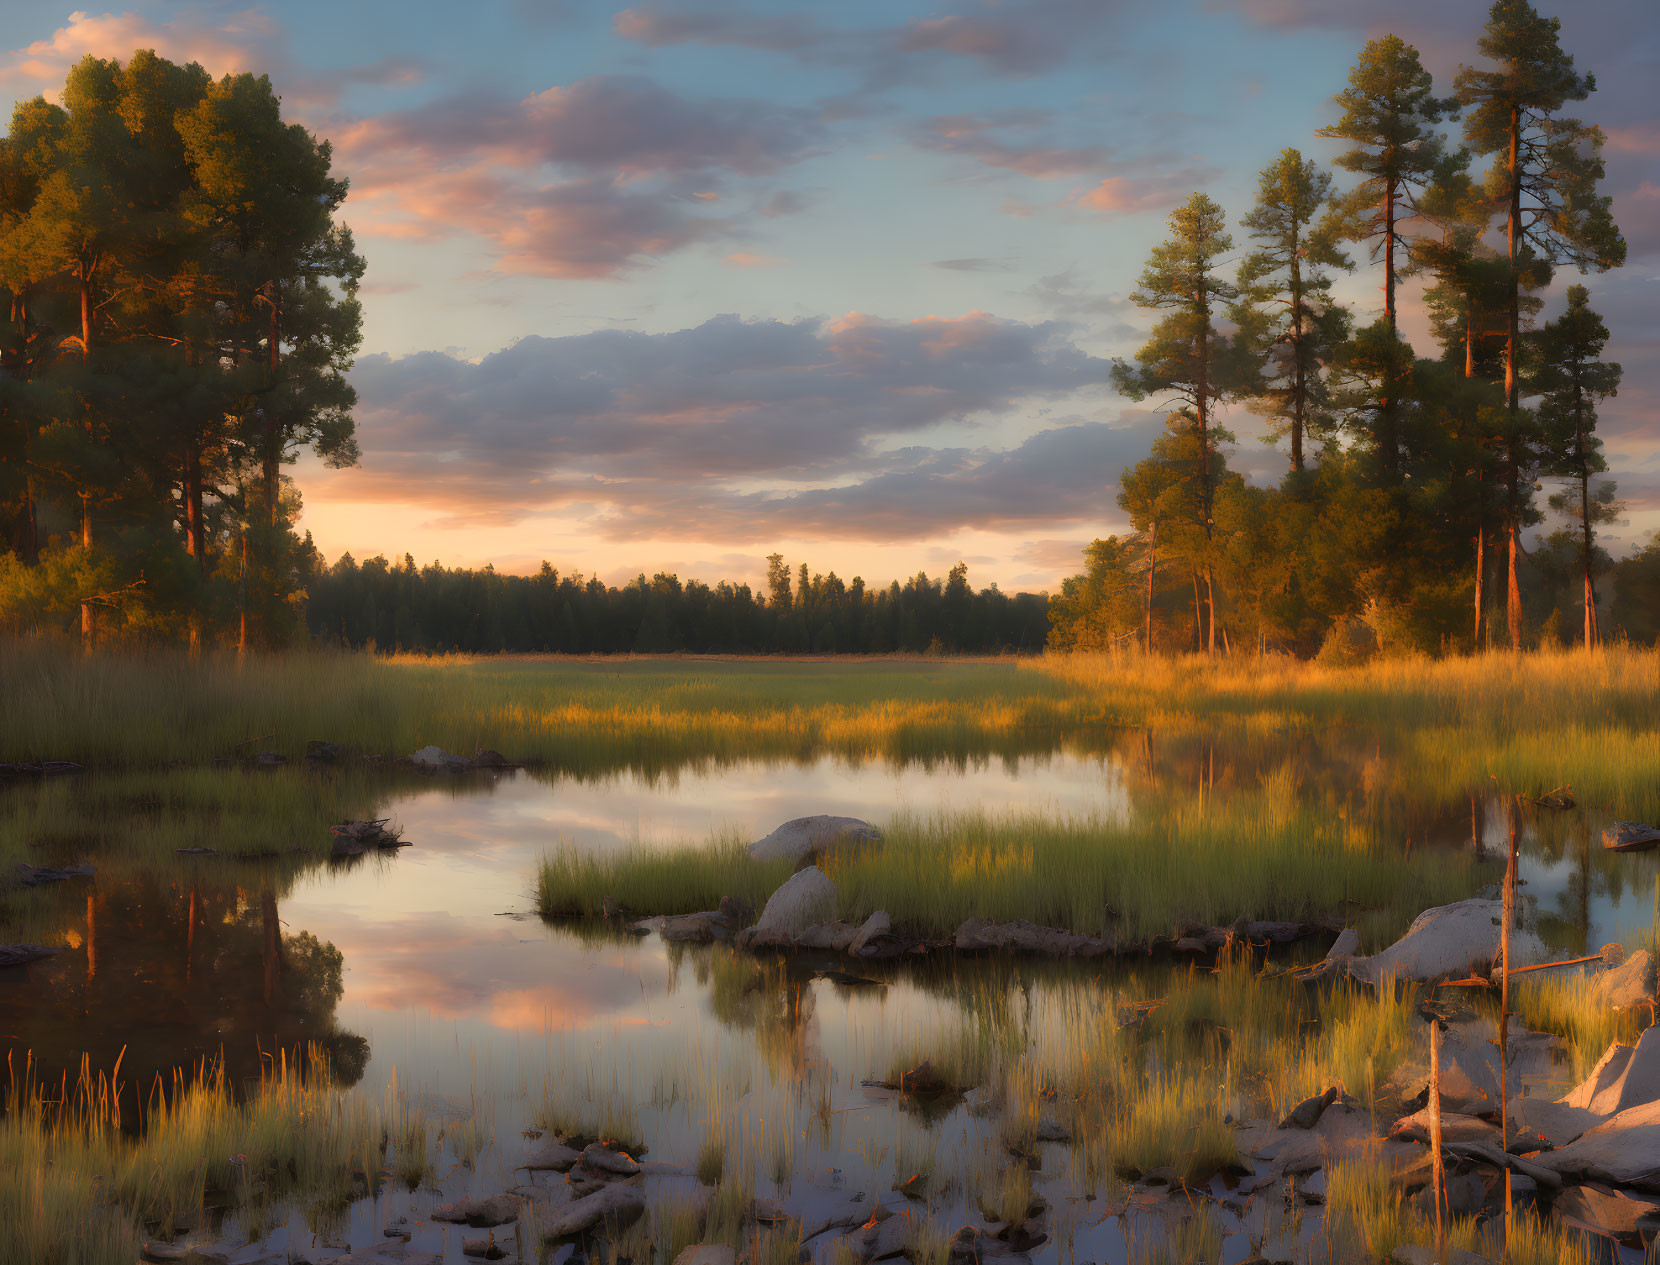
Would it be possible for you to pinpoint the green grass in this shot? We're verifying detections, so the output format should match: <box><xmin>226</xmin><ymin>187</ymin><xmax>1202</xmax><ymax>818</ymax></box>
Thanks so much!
<box><xmin>538</xmin><ymin>803</ymin><xmax>1487</xmax><ymax>942</ymax></box>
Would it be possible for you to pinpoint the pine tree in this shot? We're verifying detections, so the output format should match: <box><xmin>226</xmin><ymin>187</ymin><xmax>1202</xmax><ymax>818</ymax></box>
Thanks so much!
<box><xmin>1111</xmin><ymin>193</ymin><xmax>1238</xmax><ymax>653</ymax></box>
<box><xmin>1233</xmin><ymin>149</ymin><xmax>1351</xmax><ymax>475</ymax></box>
<box><xmin>1455</xmin><ymin>0</ymin><xmax>1626</xmax><ymax>649</ymax></box>
<box><xmin>1533</xmin><ymin>285</ymin><xmax>1621</xmax><ymax>648</ymax></box>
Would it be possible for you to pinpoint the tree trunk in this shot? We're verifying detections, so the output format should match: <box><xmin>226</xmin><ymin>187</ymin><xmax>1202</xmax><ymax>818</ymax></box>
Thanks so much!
<box><xmin>1195</xmin><ymin>281</ymin><xmax>1216</xmax><ymax>656</ymax></box>
<box><xmin>1473</xmin><ymin>470</ymin><xmax>1486</xmax><ymax>651</ymax></box>
<box><xmin>1290</xmin><ymin>233</ymin><xmax>1305</xmax><ymax>473</ymax></box>
<box><xmin>1205</xmin><ymin>569</ymin><xmax>1217</xmax><ymax>656</ymax></box>
<box><xmin>1504</xmin><ymin>103</ymin><xmax>1523</xmax><ymax>652</ymax></box>
<box><xmin>1144</xmin><ymin>518</ymin><xmax>1156</xmax><ymax>655</ymax></box>
<box><xmin>79</xmin><ymin>264</ymin><xmax>96</xmax><ymax>651</ymax></box>
<box><xmin>1190</xmin><ymin>571</ymin><xmax>1202</xmax><ymax>652</ymax></box>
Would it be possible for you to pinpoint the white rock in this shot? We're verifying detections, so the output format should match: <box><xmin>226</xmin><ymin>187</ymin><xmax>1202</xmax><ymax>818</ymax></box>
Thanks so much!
<box><xmin>411</xmin><ymin>744</ymin><xmax>471</xmax><ymax>770</ymax></box>
<box><xmin>849</xmin><ymin>910</ymin><xmax>891</xmax><ymax>956</ymax></box>
<box><xmin>1592</xmin><ymin>949</ymin><xmax>1657</xmax><ymax>1012</ymax></box>
<box><xmin>1356</xmin><ymin>899</ymin><xmax>1549</xmax><ymax>984</ymax></box>
<box><xmin>748</xmin><ymin>816</ymin><xmax>881</xmax><ymax>865</ymax></box>
<box><xmin>744</xmin><ymin>867</ymin><xmax>837</xmax><ymax>944</ymax></box>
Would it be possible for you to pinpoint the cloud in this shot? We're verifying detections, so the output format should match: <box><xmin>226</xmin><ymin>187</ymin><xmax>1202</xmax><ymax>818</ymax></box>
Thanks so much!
<box><xmin>1069</xmin><ymin>176</ymin><xmax>1190</xmax><ymax>215</ymax></box>
<box><xmin>933</xmin><ymin>258</ymin><xmax>1010</xmax><ymax>272</ymax></box>
<box><xmin>613</xmin><ymin>2</ymin><xmax>1126</xmax><ymax>84</ymax></box>
<box><xmin>315</xmin><ymin>311</ymin><xmax>1113</xmax><ymax>539</ymax></box>
<box><xmin>332</xmin><ymin>75</ymin><xmax>829</xmax><ymax>277</ymax></box>
<box><xmin>910</xmin><ymin>111</ymin><xmax>1109</xmax><ymax>179</ymax></box>
<box><xmin>725</xmin><ymin>251</ymin><xmax>788</xmax><ymax>267</ymax></box>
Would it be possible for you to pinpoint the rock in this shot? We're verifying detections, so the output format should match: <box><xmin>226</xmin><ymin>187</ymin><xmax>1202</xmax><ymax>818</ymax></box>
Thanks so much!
<box><xmin>1602</xmin><ymin>821</ymin><xmax>1660</xmax><ymax>852</ymax></box>
<box><xmin>672</xmin><ymin>1248</ymin><xmax>737</xmax><ymax>1265</ymax></box>
<box><xmin>1508</xmin><ymin>1096</ymin><xmax>1605</xmax><ymax>1149</ymax></box>
<box><xmin>718</xmin><ymin>894</ymin><xmax>753</xmax><ymax>927</ymax></box>
<box><xmin>1356</xmin><ymin>899</ymin><xmax>1549</xmax><ymax>983</ymax></box>
<box><xmin>1591</xmin><ymin>949</ymin><xmax>1657</xmax><ymax>1012</ymax></box>
<box><xmin>747</xmin><ymin>815</ymin><xmax>881</xmax><ymax>865</ymax></box>
<box><xmin>521</xmin><ymin>1139</ymin><xmax>582</xmax><ymax>1171</ymax></box>
<box><xmin>1278</xmin><ymin>1087</ymin><xmax>1340</xmax><ymax>1130</ymax></box>
<box><xmin>411</xmin><ymin>744</ymin><xmax>472</xmax><ymax>771</ymax></box>
<box><xmin>473</xmin><ymin>749</ymin><xmax>513</xmax><ymax>768</ymax></box>
<box><xmin>1534</xmin><ymin>1098</ymin><xmax>1660</xmax><ymax>1190</ymax></box>
<box><xmin>1554</xmin><ymin>1183</ymin><xmax>1660</xmax><ymax>1247</ymax></box>
<box><xmin>1401</xmin><ymin>1020</ymin><xmax>1563</xmax><ymax>1114</ymax></box>
<box><xmin>850</xmin><ymin>911</ymin><xmax>891</xmax><ymax>956</ymax></box>
<box><xmin>462</xmin><ymin>1237</ymin><xmax>507</xmax><ymax>1260</ymax></box>
<box><xmin>140</xmin><ymin>1246</ymin><xmax>230</xmax><ymax>1265</ymax></box>
<box><xmin>741</xmin><ymin>866</ymin><xmax>837</xmax><ymax>946</ymax></box>
<box><xmin>1248</xmin><ymin>1102</ymin><xmax>1376</xmax><ymax>1175</ymax></box>
<box><xmin>331</xmin><ymin>819</ymin><xmax>405</xmax><ymax>856</ymax></box>
<box><xmin>305</xmin><ymin>740</ymin><xmax>343</xmax><ymax>762</ymax></box>
<box><xmin>1034</xmin><ymin>1116</ymin><xmax>1070</xmax><ymax>1143</ymax></box>
<box><xmin>953</xmin><ymin>917</ymin><xmax>1107</xmax><ymax>957</ymax></box>
<box><xmin>0</xmin><ymin>944</ymin><xmax>66</xmax><ymax>969</ymax></box>
<box><xmin>1388</xmin><ymin>1109</ymin><xmax>1511</xmax><ymax>1149</ymax></box>
<box><xmin>15</xmin><ymin>863</ymin><xmax>96</xmax><ymax>888</ymax></box>
<box><xmin>658</xmin><ymin>911</ymin><xmax>732</xmax><ymax>943</ymax></box>
<box><xmin>1390</xmin><ymin>1246</ymin><xmax>1492</xmax><ymax>1265</ymax></box>
<box><xmin>849</xmin><ymin>1207</ymin><xmax>912</xmax><ymax>1261</ymax></box>
<box><xmin>540</xmin><ymin>1181</ymin><xmax>647</xmax><ymax>1239</ymax></box>
<box><xmin>1564</xmin><ymin>1028</ymin><xmax>1660</xmax><ymax>1116</ymax></box>
<box><xmin>577</xmin><ymin>1143</ymin><xmax>640</xmax><ymax>1176</ymax></box>
<box><xmin>794</xmin><ymin>921</ymin><xmax>860</xmax><ymax>952</ymax></box>
<box><xmin>947</xmin><ymin>1226</ymin><xmax>1031</xmax><ymax>1265</ymax></box>
<box><xmin>432</xmin><ymin>1192</ymin><xmax>524</xmax><ymax>1227</ymax></box>
<box><xmin>749</xmin><ymin>1196</ymin><xmax>795</xmax><ymax>1225</ymax></box>
<box><xmin>1325</xmin><ymin>928</ymin><xmax>1360</xmax><ymax>959</ymax></box>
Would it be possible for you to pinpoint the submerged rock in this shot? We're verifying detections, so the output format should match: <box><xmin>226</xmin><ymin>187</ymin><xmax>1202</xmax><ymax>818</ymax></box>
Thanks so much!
<box><xmin>947</xmin><ymin>1225</ymin><xmax>1031</xmax><ymax>1265</ymax></box>
<box><xmin>848</xmin><ymin>1207</ymin><xmax>911</xmax><ymax>1261</ymax></box>
<box><xmin>15</xmin><ymin>863</ymin><xmax>96</xmax><ymax>888</ymax></box>
<box><xmin>540</xmin><ymin>1181</ymin><xmax>646</xmax><ymax>1239</ymax></box>
<box><xmin>576</xmin><ymin>1142</ymin><xmax>640</xmax><ymax>1176</ymax></box>
<box><xmin>432</xmin><ymin>1193</ymin><xmax>524</xmax><ymax>1227</ymax></box>
<box><xmin>411</xmin><ymin>744</ymin><xmax>472</xmax><ymax>771</ymax></box>
<box><xmin>747</xmin><ymin>815</ymin><xmax>881</xmax><ymax>865</ymax></box>
<box><xmin>1355</xmin><ymin>898</ymin><xmax>1549</xmax><ymax>984</ymax></box>
<box><xmin>794</xmin><ymin>921</ymin><xmax>860</xmax><ymax>952</ymax></box>
<box><xmin>657</xmin><ymin>911</ymin><xmax>733</xmax><ymax>943</ymax></box>
<box><xmin>1602</xmin><ymin>822</ymin><xmax>1660</xmax><ymax>852</ymax></box>
<box><xmin>0</xmin><ymin>944</ymin><xmax>66</xmax><ymax>968</ymax></box>
<box><xmin>461</xmin><ymin>1237</ymin><xmax>507</xmax><ymax>1260</ymax></box>
<box><xmin>740</xmin><ymin>866</ymin><xmax>837</xmax><ymax>946</ymax></box>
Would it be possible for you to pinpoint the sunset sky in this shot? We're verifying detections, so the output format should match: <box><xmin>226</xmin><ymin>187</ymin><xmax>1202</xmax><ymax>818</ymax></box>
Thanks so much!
<box><xmin>2</xmin><ymin>0</ymin><xmax>1656</xmax><ymax>592</ymax></box>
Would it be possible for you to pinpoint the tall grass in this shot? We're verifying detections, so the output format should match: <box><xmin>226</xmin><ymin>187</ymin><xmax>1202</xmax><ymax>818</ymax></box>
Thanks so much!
<box><xmin>0</xmin><ymin>1045</ymin><xmax>397</xmax><ymax>1265</ymax></box>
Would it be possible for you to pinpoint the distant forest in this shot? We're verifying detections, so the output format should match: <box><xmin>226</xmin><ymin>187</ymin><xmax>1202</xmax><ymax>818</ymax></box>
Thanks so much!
<box><xmin>305</xmin><ymin>552</ymin><xmax>1051</xmax><ymax>655</ymax></box>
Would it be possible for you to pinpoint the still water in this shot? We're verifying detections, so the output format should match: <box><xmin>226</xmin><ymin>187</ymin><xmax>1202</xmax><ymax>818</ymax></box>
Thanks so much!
<box><xmin>3</xmin><ymin>748</ymin><xmax>1657</xmax><ymax>1262</ymax></box>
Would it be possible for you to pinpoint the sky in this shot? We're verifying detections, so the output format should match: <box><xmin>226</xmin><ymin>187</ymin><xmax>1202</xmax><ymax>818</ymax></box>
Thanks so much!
<box><xmin>1</xmin><ymin>0</ymin><xmax>1655</xmax><ymax>593</ymax></box>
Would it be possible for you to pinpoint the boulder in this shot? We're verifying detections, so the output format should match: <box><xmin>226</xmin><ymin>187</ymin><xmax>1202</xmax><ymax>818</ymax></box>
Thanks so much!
<box><xmin>411</xmin><ymin>745</ymin><xmax>472</xmax><ymax>771</ymax></box>
<box><xmin>672</xmin><ymin>1248</ymin><xmax>738</xmax><ymax>1265</ymax></box>
<box><xmin>433</xmin><ymin>1193</ymin><xmax>523</xmax><ymax>1227</ymax></box>
<box><xmin>1400</xmin><ymin>1021</ymin><xmax>1564</xmax><ymax>1114</ymax></box>
<box><xmin>1535</xmin><ymin>1098</ymin><xmax>1660</xmax><ymax>1190</ymax></box>
<box><xmin>1278</xmin><ymin>1087</ymin><xmax>1341</xmax><ymax>1130</ymax></box>
<box><xmin>848</xmin><ymin>1207</ymin><xmax>912</xmax><ymax>1261</ymax></box>
<box><xmin>576</xmin><ymin>1143</ymin><xmax>640</xmax><ymax>1176</ymax></box>
<box><xmin>850</xmin><ymin>911</ymin><xmax>891</xmax><ymax>956</ymax></box>
<box><xmin>1591</xmin><ymin>949</ymin><xmax>1657</xmax><ymax>1012</ymax></box>
<box><xmin>947</xmin><ymin>1226</ymin><xmax>1031</xmax><ymax>1265</ymax></box>
<box><xmin>953</xmin><ymin>918</ymin><xmax>1107</xmax><ymax>957</ymax></box>
<box><xmin>1357</xmin><ymin>899</ymin><xmax>1549</xmax><ymax>983</ymax></box>
<box><xmin>748</xmin><ymin>815</ymin><xmax>881</xmax><ymax>865</ymax></box>
<box><xmin>794</xmin><ymin>921</ymin><xmax>860</xmax><ymax>952</ymax></box>
<box><xmin>540</xmin><ymin>1181</ymin><xmax>647</xmax><ymax>1239</ymax></box>
<box><xmin>658</xmin><ymin>912</ymin><xmax>732</xmax><ymax>943</ymax></box>
<box><xmin>741</xmin><ymin>867</ymin><xmax>837</xmax><ymax>946</ymax></box>
<box><xmin>520</xmin><ymin>1138</ymin><xmax>581</xmax><ymax>1171</ymax></box>
<box><xmin>473</xmin><ymin>749</ymin><xmax>513</xmax><ymax>768</ymax></box>
<box><xmin>1554</xmin><ymin>1183</ymin><xmax>1660</xmax><ymax>1247</ymax></box>
<box><xmin>462</xmin><ymin>1238</ymin><xmax>507</xmax><ymax>1261</ymax></box>
<box><xmin>1325</xmin><ymin>928</ymin><xmax>1360</xmax><ymax>960</ymax></box>
<box><xmin>1508</xmin><ymin>1096</ymin><xmax>1605</xmax><ymax>1150</ymax></box>
<box><xmin>1388</xmin><ymin>1109</ymin><xmax>1512</xmax><ymax>1149</ymax></box>
<box><xmin>1562</xmin><ymin>1028</ymin><xmax>1660</xmax><ymax>1117</ymax></box>
<box><xmin>1602</xmin><ymin>821</ymin><xmax>1660</xmax><ymax>852</ymax></box>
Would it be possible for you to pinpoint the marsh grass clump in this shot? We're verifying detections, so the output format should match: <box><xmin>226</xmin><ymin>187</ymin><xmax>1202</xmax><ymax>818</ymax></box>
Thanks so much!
<box><xmin>1514</xmin><ymin>967</ymin><xmax>1648</xmax><ymax>1079</ymax></box>
<box><xmin>904</xmin><ymin>1216</ymin><xmax>952</xmax><ymax>1265</ymax></box>
<box><xmin>973</xmin><ymin>1160</ymin><xmax>1035</xmax><ymax>1226</ymax></box>
<box><xmin>537</xmin><ymin>839</ymin><xmax>792</xmax><ymax>921</ymax></box>
<box><xmin>0</xmin><ymin>1045</ymin><xmax>392</xmax><ymax>1265</ymax></box>
<box><xmin>696</xmin><ymin>1126</ymin><xmax>726</xmax><ymax>1186</ymax></box>
<box><xmin>531</xmin><ymin>1091</ymin><xmax>645</xmax><ymax>1155</ymax></box>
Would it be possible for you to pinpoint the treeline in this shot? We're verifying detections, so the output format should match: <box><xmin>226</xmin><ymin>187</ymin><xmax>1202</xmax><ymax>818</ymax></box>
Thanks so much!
<box><xmin>305</xmin><ymin>553</ymin><xmax>1050</xmax><ymax>655</ymax></box>
<box><xmin>0</xmin><ymin>52</ymin><xmax>360</xmax><ymax>650</ymax></box>
<box><xmin>1050</xmin><ymin>1</ymin><xmax>1634</xmax><ymax>658</ymax></box>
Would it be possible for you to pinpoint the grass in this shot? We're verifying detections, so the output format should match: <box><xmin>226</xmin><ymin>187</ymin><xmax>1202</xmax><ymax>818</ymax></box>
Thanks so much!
<box><xmin>0</xmin><ymin>1044</ymin><xmax>399</xmax><ymax>1265</ymax></box>
<box><xmin>538</xmin><ymin>802</ymin><xmax>1487</xmax><ymax>942</ymax></box>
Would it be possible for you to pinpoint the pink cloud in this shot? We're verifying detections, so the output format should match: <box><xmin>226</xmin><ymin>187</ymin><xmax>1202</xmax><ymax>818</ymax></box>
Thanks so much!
<box><xmin>0</xmin><ymin>8</ymin><xmax>280</xmax><ymax>98</ymax></box>
<box><xmin>1068</xmin><ymin>176</ymin><xmax>1182</xmax><ymax>214</ymax></box>
<box><xmin>912</xmin><ymin>111</ymin><xmax>1109</xmax><ymax>179</ymax></box>
<box><xmin>1606</xmin><ymin>123</ymin><xmax>1660</xmax><ymax>158</ymax></box>
<box><xmin>725</xmin><ymin>251</ymin><xmax>788</xmax><ymax>268</ymax></box>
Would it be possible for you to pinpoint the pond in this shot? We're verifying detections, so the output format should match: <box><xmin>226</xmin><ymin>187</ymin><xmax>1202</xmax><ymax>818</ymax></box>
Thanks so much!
<box><xmin>3</xmin><ymin>741</ymin><xmax>1657</xmax><ymax>1263</ymax></box>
